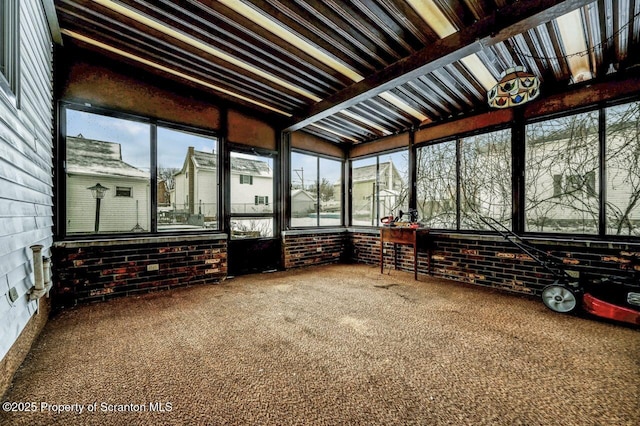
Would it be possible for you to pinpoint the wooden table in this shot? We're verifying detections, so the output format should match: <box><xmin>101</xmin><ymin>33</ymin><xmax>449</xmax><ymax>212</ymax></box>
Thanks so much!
<box><xmin>380</xmin><ymin>227</ymin><xmax>419</xmax><ymax>280</ymax></box>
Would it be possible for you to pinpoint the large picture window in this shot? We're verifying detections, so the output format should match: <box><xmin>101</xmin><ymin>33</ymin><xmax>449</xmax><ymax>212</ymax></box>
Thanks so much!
<box><xmin>416</xmin><ymin>129</ymin><xmax>511</xmax><ymax>230</ymax></box>
<box><xmin>416</xmin><ymin>141</ymin><xmax>457</xmax><ymax>229</ymax></box>
<box><xmin>525</xmin><ymin>111</ymin><xmax>599</xmax><ymax>234</ymax></box>
<box><xmin>460</xmin><ymin>130</ymin><xmax>512</xmax><ymax>230</ymax></box>
<box><xmin>351</xmin><ymin>150</ymin><xmax>408</xmax><ymax>226</ymax></box>
<box><xmin>66</xmin><ymin>110</ymin><xmax>151</xmax><ymax>235</ymax></box>
<box><xmin>290</xmin><ymin>151</ymin><xmax>342</xmax><ymax>227</ymax></box>
<box><xmin>64</xmin><ymin>107</ymin><xmax>218</xmax><ymax>235</ymax></box>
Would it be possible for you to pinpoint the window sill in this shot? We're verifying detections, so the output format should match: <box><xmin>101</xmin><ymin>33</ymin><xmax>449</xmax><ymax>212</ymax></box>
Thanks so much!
<box><xmin>54</xmin><ymin>232</ymin><xmax>228</xmax><ymax>248</ymax></box>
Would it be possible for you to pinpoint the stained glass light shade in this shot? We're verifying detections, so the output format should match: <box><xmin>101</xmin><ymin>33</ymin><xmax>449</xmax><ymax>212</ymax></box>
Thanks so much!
<box><xmin>488</xmin><ymin>66</ymin><xmax>540</xmax><ymax>108</ymax></box>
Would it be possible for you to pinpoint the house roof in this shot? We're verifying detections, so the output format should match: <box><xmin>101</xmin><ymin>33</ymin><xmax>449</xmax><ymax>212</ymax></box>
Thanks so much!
<box><xmin>291</xmin><ymin>189</ymin><xmax>316</xmax><ymax>201</ymax></box>
<box><xmin>352</xmin><ymin>161</ymin><xmax>394</xmax><ymax>183</ymax></box>
<box><xmin>54</xmin><ymin>0</ymin><xmax>640</xmax><ymax>145</ymax></box>
<box><xmin>177</xmin><ymin>149</ymin><xmax>272</xmax><ymax>177</ymax></box>
<box><xmin>66</xmin><ymin>135</ymin><xmax>149</xmax><ymax>179</ymax></box>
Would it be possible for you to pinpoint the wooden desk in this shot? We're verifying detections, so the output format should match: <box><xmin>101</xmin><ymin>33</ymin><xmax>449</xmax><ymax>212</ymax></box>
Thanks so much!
<box><xmin>380</xmin><ymin>227</ymin><xmax>419</xmax><ymax>280</ymax></box>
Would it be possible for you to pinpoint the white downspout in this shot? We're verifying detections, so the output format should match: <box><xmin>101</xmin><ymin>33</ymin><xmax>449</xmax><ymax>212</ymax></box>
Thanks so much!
<box><xmin>29</xmin><ymin>245</ymin><xmax>50</xmax><ymax>301</ymax></box>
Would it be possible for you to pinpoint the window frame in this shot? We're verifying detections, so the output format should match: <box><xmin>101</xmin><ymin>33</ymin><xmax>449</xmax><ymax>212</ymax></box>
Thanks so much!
<box><xmin>58</xmin><ymin>102</ymin><xmax>221</xmax><ymax>239</ymax></box>
<box><xmin>415</xmin><ymin>126</ymin><xmax>512</xmax><ymax>232</ymax></box>
<box><xmin>349</xmin><ymin>148</ymin><xmax>410</xmax><ymax>228</ymax></box>
<box><xmin>289</xmin><ymin>149</ymin><xmax>344</xmax><ymax>229</ymax></box>
<box><xmin>0</xmin><ymin>0</ymin><xmax>19</xmax><ymax>107</ymax></box>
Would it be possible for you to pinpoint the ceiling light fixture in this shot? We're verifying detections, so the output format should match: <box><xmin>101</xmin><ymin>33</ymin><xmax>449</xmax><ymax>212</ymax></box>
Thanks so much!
<box><xmin>487</xmin><ymin>66</ymin><xmax>540</xmax><ymax>108</ymax></box>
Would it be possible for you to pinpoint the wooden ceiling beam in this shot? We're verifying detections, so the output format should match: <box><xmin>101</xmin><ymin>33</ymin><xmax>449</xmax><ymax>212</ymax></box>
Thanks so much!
<box><xmin>285</xmin><ymin>0</ymin><xmax>594</xmax><ymax>132</ymax></box>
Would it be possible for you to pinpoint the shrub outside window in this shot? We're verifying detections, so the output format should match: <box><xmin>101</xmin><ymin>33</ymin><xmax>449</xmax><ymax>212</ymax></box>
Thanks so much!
<box><xmin>606</xmin><ymin>101</ymin><xmax>640</xmax><ymax>236</ymax></box>
<box><xmin>525</xmin><ymin>111</ymin><xmax>599</xmax><ymax>234</ymax></box>
<box><xmin>416</xmin><ymin>129</ymin><xmax>511</xmax><ymax>230</ymax></box>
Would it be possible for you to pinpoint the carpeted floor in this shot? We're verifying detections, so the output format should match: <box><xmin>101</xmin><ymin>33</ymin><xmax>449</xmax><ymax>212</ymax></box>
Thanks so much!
<box><xmin>1</xmin><ymin>264</ymin><xmax>638</xmax><ymax>425</ymax></box>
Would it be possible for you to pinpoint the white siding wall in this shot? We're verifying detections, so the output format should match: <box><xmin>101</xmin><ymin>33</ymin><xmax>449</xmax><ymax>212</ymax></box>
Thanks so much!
<box><xmin>230</xmin><ymin>172</ymin><xmax>272</xmax><ymax>213</ymax></box>
<box><xmin>0</xmin><ymin>1</ymin><xmax>54</xmax><ymax>361</ymax></box>
<box><xmin>66</xmin><ymin>174</ymin><xmax>150</xmax><ymax>233</ymax></box>
<box><xmin>194</xmin><ymin>169</ymin><xmax>217</xmax><ymax>218</ymax></box>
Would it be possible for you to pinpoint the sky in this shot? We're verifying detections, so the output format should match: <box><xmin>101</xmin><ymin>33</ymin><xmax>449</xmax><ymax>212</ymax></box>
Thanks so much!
<box><xmin>67</xmin><ymin>108</ymin><xmax>408</xmax><ymax>183</ymax></box>
<box><xmin>67</xmin><ymin>109</ymin><xmax>216</xmax><ymax>171</ymax></box>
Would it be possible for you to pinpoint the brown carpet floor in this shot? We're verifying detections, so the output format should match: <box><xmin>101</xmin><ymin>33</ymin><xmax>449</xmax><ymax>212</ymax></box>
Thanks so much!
<box><xmin>1</xmin><ymin>264</ymin><xmax>638</xmax><ymax>425</ymax></box>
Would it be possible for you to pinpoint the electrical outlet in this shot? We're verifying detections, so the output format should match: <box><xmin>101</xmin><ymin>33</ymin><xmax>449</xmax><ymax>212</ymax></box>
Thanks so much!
<box><xmin>316</xmin><ymin>247</ymin><xmax>322</xmax><ymax>252</ymax></box>
<box><xmin>147</xmin><ymin>264</ymin><xmax>160</xmax><ymax>272</ymax></box>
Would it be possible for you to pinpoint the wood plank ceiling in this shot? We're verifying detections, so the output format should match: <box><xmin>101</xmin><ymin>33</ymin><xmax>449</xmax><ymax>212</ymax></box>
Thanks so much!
<box><xmin>55</xmin><ymin>0</ymin><xmax>640</xmax><ymax>144</ymax></box>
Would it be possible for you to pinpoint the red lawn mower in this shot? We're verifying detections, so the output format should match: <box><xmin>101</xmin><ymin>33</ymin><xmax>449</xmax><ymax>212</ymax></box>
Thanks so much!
<box><xmin>481</xmin><ymin>217</ymin><xmax>640</xmax><ymax>326</ymax></box>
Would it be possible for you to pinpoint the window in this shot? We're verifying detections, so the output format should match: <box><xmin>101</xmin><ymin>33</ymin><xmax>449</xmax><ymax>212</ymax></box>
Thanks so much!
<box><xmin>157</xmin><ymin>126</ymin><xmax>218</xmax><ymax>231</ymax></box>
<box><xmin>255</xmin><ymin>196</ymin><xmax>269</xmax><ymax>205</ymax></box>
<box><xmin>64</xmin><ymin>106</ymin><xmax>219</xmax><ymax>235</ymax></box>
<box><xmin>416</xmin><ymin>129</ymin><xmax>511</xmax><ymax>230</ymax></box>
<box><xmin>525</xmin><ymin>111</ymin><xmax>599</xmax><ymax>233</ymax></box>
<box><xmin>115</xmin><ymin>187</ymin><xmax>132</xmax><ymax>197</ymax></box>
<box><xmin>291</xmin><ymin>151</ymin><xmax>343</xmax><ymax>227</ymax></box>
<box><xmin>351</xmin><ymin>150</ymin><xmax>408</xmax><ymax>226</ymax></box>
<box><xmin>606</xmin><ymin>101</ymin><xmax>640</xmax><ymax>236</ymax></box>
<box><xmin>460</xmin><ymin>130</ymin><xmax>512</xmax><ymax>230</ymax></box>
<box><xmin>66</xmin><ymin>110</ymin><xmax>151</xmax><ymax>235</ymax></box>
<box><xmin>0</xmin><ymin>0</ymin><xmax>19</xmax><ymax>100</ymax></box>
<box><xmin>416</xmin><ymin>141</ymin><xmax>457</xmax><ymax>229</ymax></box>
<box><xmin>230</xmin><ymin>151</ymin><xmax>274</xmax><ymax>238</ymax></box>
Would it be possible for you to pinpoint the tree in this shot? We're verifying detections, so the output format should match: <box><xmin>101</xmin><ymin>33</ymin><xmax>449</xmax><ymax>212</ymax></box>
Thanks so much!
<box><xmin>309</xmin><ymin>178</ymin><xmax>335</xmax><ymax>202</ymax></box>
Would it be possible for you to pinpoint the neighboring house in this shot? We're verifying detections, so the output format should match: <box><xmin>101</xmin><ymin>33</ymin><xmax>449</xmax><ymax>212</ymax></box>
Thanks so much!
<box><xmin>291</xmin><ymin>189</ymin><xmax>316</xmax><ymax>217</ymax></box>
<box><xmin>0</xmin><ymin>0</ymin><xmax>59</xmax><ymax>388</ymax></box>
<box><xmin>170</xmin><ymin>148</ymin><xmax>272</xmax><ymax>219</ymax></box>
<box><xmin>230</xmin><ymin>156</ymin><xmax>273</xmax><ymax>213</ymax></box>
<box><xmin>157</xmin><ymin>179</ymin><xmax>170</xmax><ymax>206</ymax></box>
<box><xmin>66</xmin><ymin>135</ymin><xmax>150</xmax><ymax>234</ymax></box>
<box><xmin>347</xmin><ymin>160</ymin><xmax>406</xmax><ymax>221</ymax></box>
<box><xmin>170</xmin><ymin>147</ymin><xmax>217</xmax><ymax>226</ymax></box>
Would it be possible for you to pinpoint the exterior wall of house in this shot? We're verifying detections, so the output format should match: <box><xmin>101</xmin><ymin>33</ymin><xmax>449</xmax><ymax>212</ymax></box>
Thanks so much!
<box><xmin>66</xmin><ymin>174</ymin><xmax>150</xmax><ymax>234</ymax></box>
<box><xmin>230</xmin><ymin>172</ymin><xmax>273</xmax><ymax>213</ymax></box>
<box><xmin>194</xmin><ymin>169</ymin><xmax>217</xmax><ymax>220</ymax></box>
<box><xmin>0</xmin><ymin>0</ymin><xmax>55</xmax><ymax>396</ymax></box>
<box><xmin>172</xmin><ymin>171</ymin><xmax>189</xmax><ymax>212</ymax></box>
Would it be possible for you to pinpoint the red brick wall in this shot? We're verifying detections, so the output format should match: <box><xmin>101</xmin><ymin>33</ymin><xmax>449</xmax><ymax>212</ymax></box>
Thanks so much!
<box><xmin>52</xmin><ymin>235</ymin><xmax>227</xmax><ymax>308</ymax></box>
<box><xmin>283</xmin><ymin>230</ymin><xmax>347</xmax><ymax>269</ymax></box>
<box><xmin>349</xmin><ymin>230</ymin><xmax>640</xmax><ymax>295</ymax></box>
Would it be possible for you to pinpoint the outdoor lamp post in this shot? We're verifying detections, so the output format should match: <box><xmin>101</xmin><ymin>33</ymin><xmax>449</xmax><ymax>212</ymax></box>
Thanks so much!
<box><xmin>88</xmin><ymin>183</ymin><xmax>109</xmax><ymax>232</ymax></box>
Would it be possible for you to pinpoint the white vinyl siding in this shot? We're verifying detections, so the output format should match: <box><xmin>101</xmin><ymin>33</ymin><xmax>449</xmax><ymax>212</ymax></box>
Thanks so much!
<box><xmin>0</xmin><ymin>1</ymin><xmax>54</xmax><ymax>361</ymax></box>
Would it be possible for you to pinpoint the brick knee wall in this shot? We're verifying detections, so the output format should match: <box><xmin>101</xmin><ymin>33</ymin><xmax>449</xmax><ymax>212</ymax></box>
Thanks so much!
<box><xmin>350</xmin><ymin>230</ymin><xmax>640</xmax><ymax>296</ymax></box>
<box><xmin>283</xmin><ymin>230</ymin><xmax>347</xmax><ymax>269</ymax></box>
<box><xmin>52</xmin><ymin>235</ymin><xmax>227</xmax><ymax>308</ymax></box>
